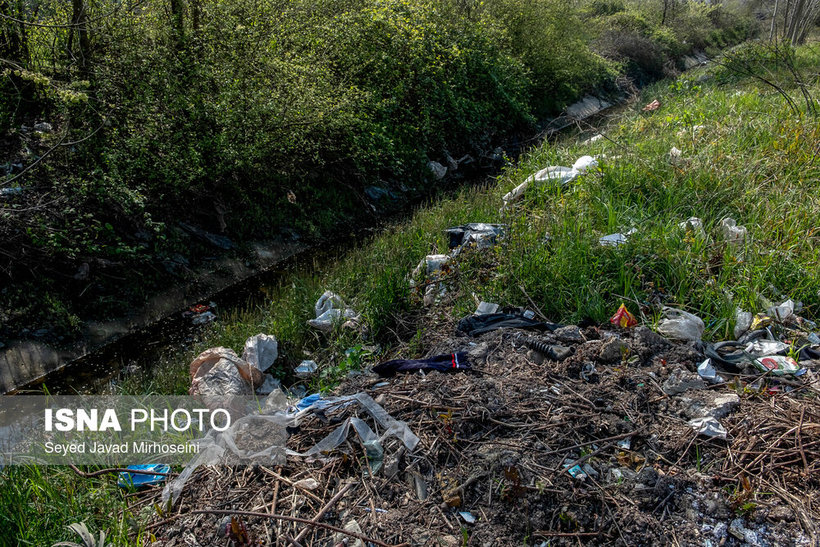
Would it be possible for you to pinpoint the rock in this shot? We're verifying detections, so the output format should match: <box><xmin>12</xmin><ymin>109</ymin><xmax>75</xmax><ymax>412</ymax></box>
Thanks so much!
<box><xmin>527</xmin><ymin>349</ymin><xmax>545</xmax><ymax>365</ymax></box>
<box><xmin>662</xmin><ymin>367</ymin><xmax>706</xmax><ymax>395</ymax></box>
<box><xmin>255</xmin><ymin>374</ymin><xmax>281</xmax><ymax>395</ymax></box>
<box><xmin>427</xmin><ymin>160</ymin><xmax>447</xmax><ymax>180</ymax></box>
<box><xmin>554</xmin><ymin>325</ymin><xmax>584</xmax><ymax>344</ymax></box>
<box><xmin>633</xmin><ymin>326</ymin><xmax>670</xmax><ymax>352</ymax></box>
<box><xmin>365</xmin><ymin>186</ymin><xmax>395</xmax><ymax>201</ymax></box>
<box><xmin>598</xmin><ymin>338</ymin><xmax>627</xmax><ymax>363</ymax></box>
<box><xmin>333</xmin><ymin>520</ymin><xmax>364</xmax><ymax>547</ymax></box>
<box><xmin>445</xmin><ymin>152</ymin><xmax>459</xmax><ymax>171</ymax></box>
<box><xmin>467</xmin><ymin>342</ymin><xmax>489</xmax><ymax>362</ymax></box>
<box><xmin>706</xmin><ymin>393</ymin><xmax>740</xmax><ymax>419</ymax></box>
<box><xmin>242</xmin><ymin>333</ymin><xmax>278</xmax><ymax>373</ymax></box>
<box><xmin>729</xmin><ymin>518</ymin><xmax>765</xmax><ymax>546</ymax></box>
<box><xmin>73</xmin><ymin>262</ymin><xmax>90</xmax><ymax>281</ymax></box>
<box><xmin>681</xmin><ymin>392</ymin><xmax>740</xmax><ymax>420</ymax></box>
<box><xmin>178</xmin><ymin>222</ymin><xmax>234</xmax><ymax>250</ymax></box>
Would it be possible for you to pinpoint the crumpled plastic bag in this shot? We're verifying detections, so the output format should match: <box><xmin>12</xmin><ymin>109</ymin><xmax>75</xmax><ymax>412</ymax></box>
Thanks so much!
<box><xmin>719</xmin><ymin>218</ymin><xmax>747</xmax><ymax>246</ymax></box>
<box><xmin>307</xmin><ymin>291</ymin><xmax>359</xmax><ymax>332</ymax></box>
<box><xmin>599</xmin><ymin>228</ymin><xmax>637</xmax><ymax>247</ymax></box>
<box><xmin>734</xmin><ymin>309</ymin><xmax>752</xmax><ymax>339</ymax></box>
<box><xmin>679</xmin><ymin>217</ymin><xmax>706</xmax><ymax>239</ymax></box>
<box><xmin>410</xmin><ymin>255</ymin><xmax>452</xmax><ymax>306</ymax></box>
<box><xmin>767</xmin><ymin>299</ymin><xmax>795</xmax><ymax>323</ymax></box>
<box><xmin>161</xmin><ymin>392</ymin><xmax>418</xmax><ymax>505</ymax></box>
<box><xmin>657</xmin><ymin>307</ymin><xmax>704</xmax><ymax>342</ymax></box>
<box><xmin>689</xmin><ymin>417</ymin><xmax>727</xmax><ymax>439</ymax></box>
<box><xmin>445</xmin><ymin>223</ymin><xmax>505</xmax><ymax>255</ymax></box>
<box><xmin>242</xmin><ymin>333</ymin><xmax>278</xmax><ymax>373</ymax></box>
<box><xmin>189</xmin><ymin>347</ymin><xmax>262</xmax><ymax>397</ymax></box>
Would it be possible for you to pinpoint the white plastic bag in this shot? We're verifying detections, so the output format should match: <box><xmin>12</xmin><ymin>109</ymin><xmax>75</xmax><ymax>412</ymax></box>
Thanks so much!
<box><xmin>719</xmin><ymin>218</ymin><xmax>747</xmax><ymax>245</ymax></box>
<box><xmin>572</xmin><ymin>155</ymin><xmax>598</xmax><ymax>173</ymax></box>
<box><xmin>733</xmin><ymin>309</ymin><xmax>752</xmax><ymax>339</ymax></box>
<box><xmin>657</xmin><ymin>307</ymin><xmax>705</xmax><ymax>342</ymax></box>
<box><xmin>308</xmin><ymin>291</ymin><xmax>359</xmax><ymax>332</ymax></box>
<box><xmin>242</xmin><ymin>333</ymin><xmax>278</xmax><ymax>373</ymax></box>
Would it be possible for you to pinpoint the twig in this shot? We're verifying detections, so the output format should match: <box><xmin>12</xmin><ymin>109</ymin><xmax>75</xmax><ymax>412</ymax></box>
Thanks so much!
<box><xmin>291</xmin><ymin>482</ymin><xmax>355</xmax><ymax>546</ymax></box>
<box><xmin>190</xmin><ymin>509</ymin><xmax>404</xmax><ymax>547</ymax></box>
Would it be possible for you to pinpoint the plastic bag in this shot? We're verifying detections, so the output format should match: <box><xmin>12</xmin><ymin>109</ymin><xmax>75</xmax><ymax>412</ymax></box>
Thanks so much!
<box><xmin>242</xmin><ymin>333</ymin><xmax>278</xmax><ymax>373</ymax></box>
<box><xmin>734</xmin><ymin>309</ymin><xmax>752</xmax><ymax>339</ymax></box>
<box><xmin>189</xmin><ymin>348</ymin><xmax>261</xmax><ymax>397</ymax></box>
<box><xmin>657</xmin><ymin>307</ymin><xmax>704</xmax><ymax>342</ymax></box>
<box><xmin>679</xmin><ymin>217</ymin><xmax>706</xmax><ymax>238</ymax></box>
<box><xmin>308</xmin><ymin>291</ymin><xmax>358</xmax><ymax>332</ymax></box>
<box><xmin>719</xmin><ymin>218</ymin><xmax>747</xmax><ymax>245</ymax></box>
<box><xmin>572</xmin><ymin>155</ymin><xmax>598</xmax><ymax>173</ymax></box>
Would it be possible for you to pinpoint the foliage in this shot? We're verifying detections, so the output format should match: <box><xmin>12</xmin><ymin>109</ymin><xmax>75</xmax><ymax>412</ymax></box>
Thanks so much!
<box><xmin>0</xmin><ymin>0</ymin><xmax>751</xmax><ymax>340</ymax></box>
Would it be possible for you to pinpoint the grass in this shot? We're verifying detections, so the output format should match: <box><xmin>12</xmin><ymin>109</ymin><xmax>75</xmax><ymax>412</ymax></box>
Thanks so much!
<box><xmin>178</xmin><ymin>40</ymin><xmax>820</xmax><ymax>384</ymax></box>
<box><xmin>3</xmin><ymin>40</ymin><xmax>820</xmax><ymax>546</ymax></box>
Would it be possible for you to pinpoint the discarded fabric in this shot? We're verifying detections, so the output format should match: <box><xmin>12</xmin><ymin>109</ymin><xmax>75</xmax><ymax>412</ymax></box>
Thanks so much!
<box><xmin>118</xmin><ymin>464</ymin><xmax>170</xmax><ymax>488</ymax></box>
<box><xmin>372</xmin><ymin>353</ymin><xmax>471</xmax><ymax>376</ymax></box>
<box><xmin>657</xmin><ymin>307</ymin><xmax>704</xmax><ymax>342</ymax></box>
<box><xmin>610</xmin><ymin>304</ymin><xmax>638</xmax><ymax>328</ymax></box>
<box><xmin>458</xmin><ymin>312</ymin><xmax>560</xmax><ymax>337</ymax></box>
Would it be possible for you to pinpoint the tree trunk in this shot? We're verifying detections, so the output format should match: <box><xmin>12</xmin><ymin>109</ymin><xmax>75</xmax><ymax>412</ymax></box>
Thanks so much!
<box><xmin>70</xmin><ymin>0</ymin><xmax>90</xmax><ymax>74</ymax></box>
<box><xmin>170</xmin><ymin>0</ymin><xmax>185</xmax><ymax>47</ymax></box>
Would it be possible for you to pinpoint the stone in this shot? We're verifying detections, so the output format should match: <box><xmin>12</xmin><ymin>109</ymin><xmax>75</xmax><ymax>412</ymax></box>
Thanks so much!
<box><xmin>598</xmin><ymin>338</ymin><xmax>627</xmax><ymax>363</ymax></box>
<box><xmin>662</xmin><ymin>367</ymin><xmax>706</xmax><ymax>395</ymax></box>
<box><xmin>554</xmin><ymin>325</ymin><xmax>584</xmax><ymax>343</ymax></box>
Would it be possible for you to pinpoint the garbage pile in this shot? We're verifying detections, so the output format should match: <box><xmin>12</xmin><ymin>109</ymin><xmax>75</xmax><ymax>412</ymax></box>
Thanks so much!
<box><xmin>143</xmin><ymin>294</ymin><xmax>818</xmax><ymax>546</ymax></box>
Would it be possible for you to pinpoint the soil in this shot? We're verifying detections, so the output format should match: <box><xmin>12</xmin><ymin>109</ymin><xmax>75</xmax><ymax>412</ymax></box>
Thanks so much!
<box><xmin>138</xmin><ymin>310</ymin><xmax>820</xmax><ymax>547</ymax></box>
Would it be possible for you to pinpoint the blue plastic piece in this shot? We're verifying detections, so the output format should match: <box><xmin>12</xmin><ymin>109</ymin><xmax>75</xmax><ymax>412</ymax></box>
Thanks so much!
<box><xmin>117</xmin><ymin>464</ymin><xmax>171</xmax><ymax>488</ymax></box>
